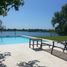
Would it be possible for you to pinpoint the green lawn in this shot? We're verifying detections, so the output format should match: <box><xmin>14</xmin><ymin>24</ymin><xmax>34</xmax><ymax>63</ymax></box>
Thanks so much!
<box><xmin>37</xmin><ymin>36</ymin><xmax>67</xmax><ymax>41</ymax></box>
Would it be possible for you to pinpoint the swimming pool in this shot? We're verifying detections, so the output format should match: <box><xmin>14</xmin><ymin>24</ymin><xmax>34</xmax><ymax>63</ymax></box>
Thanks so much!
<box><xmin>0</xmin><ymin>36</ymin><xmax>29</xmax><ymax>45</ymax></box>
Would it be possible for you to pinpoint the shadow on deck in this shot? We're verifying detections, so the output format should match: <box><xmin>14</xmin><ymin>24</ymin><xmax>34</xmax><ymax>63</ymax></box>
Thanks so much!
<box><xmin>17</xmin><ymin>60</ymin><xmax>46</xmax><ymax>67</ymax></box>
<box><xmin>32</xmin><ymin>48</ymin><xmax>67</xmax><ymax>61</ymax></box>
<box><xmin>0</xmin><ymin>52</ymin><xmax>11</xmax><ymax>67</ymax></box>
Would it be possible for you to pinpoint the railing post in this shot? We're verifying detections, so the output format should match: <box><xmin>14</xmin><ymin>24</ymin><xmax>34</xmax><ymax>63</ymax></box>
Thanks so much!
<box><xmin>51</xmin><ymin>41</ymin><xmax>54</xmax><ymax>54</ymax></box>
<box><xmin>40</xmin><ymin>39</ymin><xmax>42</xmax><ymax>49</ymax></box>
<box><xmin>29</xmin><ymin>39</ymin><xmax>31</xmax><ymax>48</ymax></box>
<box><xmin>37</xmin><ymin>40</ymin><xmax>38</xmax><ymax>47</ymax></box>
<box><xmin>63</xmin><ymin>41</ymin><xmax>67</xmax><ymax>52</ymax></box>
<box><xmin>33</xmin><ymin>40</ymin><xmax>34</xmax><ymax>49</ymax></box>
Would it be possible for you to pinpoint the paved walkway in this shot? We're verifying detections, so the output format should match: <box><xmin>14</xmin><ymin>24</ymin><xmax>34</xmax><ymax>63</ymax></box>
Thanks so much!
<box><xmin>0</xmin><ymin>44</ymin><xmax>67</xmax><ymax>67</ymax></box>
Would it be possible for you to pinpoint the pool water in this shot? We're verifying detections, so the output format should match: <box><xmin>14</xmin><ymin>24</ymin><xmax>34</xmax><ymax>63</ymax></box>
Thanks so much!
<box><xmin>0</xmin><ymin>37</ymin><xmax>29</xmax><ymax>45</ymax></box>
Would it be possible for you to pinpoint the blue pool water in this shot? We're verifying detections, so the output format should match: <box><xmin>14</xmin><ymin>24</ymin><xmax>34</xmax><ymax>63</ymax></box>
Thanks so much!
<box><xmin>0</xmin><ymin>37</ymin><xmax>29</xmax><ymax>45</ymax></box>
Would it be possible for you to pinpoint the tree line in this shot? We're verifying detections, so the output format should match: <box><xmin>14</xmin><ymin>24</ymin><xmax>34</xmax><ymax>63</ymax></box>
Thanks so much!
<box><xmin>0</xmin><ymin>28</ymin><xmax>55</xmax><ymax>32</ymax></box>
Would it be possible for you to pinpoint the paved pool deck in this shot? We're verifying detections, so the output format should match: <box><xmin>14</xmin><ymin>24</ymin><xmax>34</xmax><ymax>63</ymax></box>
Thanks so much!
<box><xmin>0</xmin><ymin>43</ymin><xmax>67</xmax><ymax>67</ymax></box>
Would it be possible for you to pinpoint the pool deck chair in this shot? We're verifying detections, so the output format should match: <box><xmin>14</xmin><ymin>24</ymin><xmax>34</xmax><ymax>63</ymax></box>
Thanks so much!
<box><xmin>29</xmin><ymin>37</ymin><xmax>42</xmax><ymax>49</ymax></box>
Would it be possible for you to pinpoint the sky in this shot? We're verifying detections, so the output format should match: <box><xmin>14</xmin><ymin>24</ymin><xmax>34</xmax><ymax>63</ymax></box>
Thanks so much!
<box><xmin>0</xmin><ymin>0</ymin><xmax>67</xmax><ymax>29</ymax></box>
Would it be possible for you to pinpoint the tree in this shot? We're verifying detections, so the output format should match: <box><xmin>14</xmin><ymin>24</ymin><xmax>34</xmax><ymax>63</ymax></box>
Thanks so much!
<box><xmin>0</xmin><ymin>20</ymin><xmax>2</xmax><ymax>29</ymax></box>
<box><xmin>0</xmin><ymin>20</ymin><xmax>5</xmax><ymax>34</ymax></box>
<box><xmin>52</xmin><ymin>4</ymin><xmax>67</xmax><ymax>35</ymax></box>
<box><xmin>0</xmin><ymin>0</ymin><xmax>24</xmax><ymax>16</ymax></box>
<box><xmin>0</xmin><ymin>0</ymin><xmax>24</xmax><ymax>32</ymax></box>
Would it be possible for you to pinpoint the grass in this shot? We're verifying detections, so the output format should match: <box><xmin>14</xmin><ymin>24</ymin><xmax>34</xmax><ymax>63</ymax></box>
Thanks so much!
<box><xmin>37</xmin><ymin>36</ymin><xmax>67</xmax><ymax>41</ymax></box>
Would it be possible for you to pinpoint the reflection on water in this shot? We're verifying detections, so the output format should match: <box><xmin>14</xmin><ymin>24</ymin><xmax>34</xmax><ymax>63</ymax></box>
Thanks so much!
<box><xmin>0</xmin><ymin>31</ymin><xmax>59</xmax><ymax>37</ymax></box>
